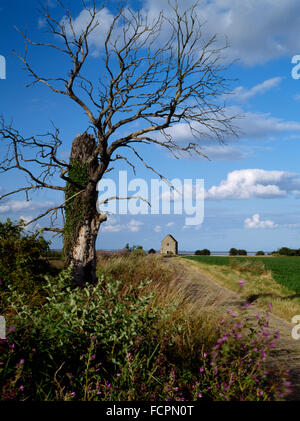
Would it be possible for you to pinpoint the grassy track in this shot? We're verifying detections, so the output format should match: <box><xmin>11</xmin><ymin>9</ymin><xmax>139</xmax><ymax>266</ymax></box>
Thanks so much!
<box><xmin>183</xmin><ymin>255</ymin><xmax>300</xmax><ymax>293</ymax></box>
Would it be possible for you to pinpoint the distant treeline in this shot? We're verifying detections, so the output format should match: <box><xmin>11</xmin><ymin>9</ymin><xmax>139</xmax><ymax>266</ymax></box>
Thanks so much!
<box><xmin>194</xmin><ymin>247</ymin><xmax>300</xmax><ymax>257</ymax></box>
<box><xmin>271</xmin><ymin>247</ymin><xmax>300</xmax><ymax>256</ymax></box>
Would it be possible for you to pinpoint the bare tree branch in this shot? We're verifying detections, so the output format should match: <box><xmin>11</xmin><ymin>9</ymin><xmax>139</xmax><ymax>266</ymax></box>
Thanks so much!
<box><xmin>1</xmin><ymin>0</ymin><xmax>240</xmax><ymax>245</ymax></box>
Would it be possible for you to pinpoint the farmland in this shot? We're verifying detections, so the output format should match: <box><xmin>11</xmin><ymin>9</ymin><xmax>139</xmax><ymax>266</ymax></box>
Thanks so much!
<box><xmin>183</xmin><ymin>255</ymin><xmax>300</xmax><ymax>293</ymax></box>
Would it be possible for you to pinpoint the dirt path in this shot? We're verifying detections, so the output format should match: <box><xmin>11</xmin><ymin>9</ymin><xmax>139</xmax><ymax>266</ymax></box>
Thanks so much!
<box><xmin>162</xmin><ymin>257</ymin><xmax>300</xmax><ymax>400</ymax></box>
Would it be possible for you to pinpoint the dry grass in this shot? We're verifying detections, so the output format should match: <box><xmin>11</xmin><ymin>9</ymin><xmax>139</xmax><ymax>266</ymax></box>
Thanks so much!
<box><xmin>96</xmin><ymin>253</ymin><xmax>224</xmax><ymax>351</ymax></box>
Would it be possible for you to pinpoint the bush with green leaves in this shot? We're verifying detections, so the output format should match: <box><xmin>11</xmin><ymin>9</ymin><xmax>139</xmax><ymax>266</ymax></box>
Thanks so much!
<box><xmin>1</xmin><ymin>266</ymin><xmax>174</xmax><ymax>399</ymax></box>
<box><xmin>0</xmin><ymin>218</ymin><xmax>50</xmax><ymax>293</ymax></box>
<box><xmin>195</xmin><ymin>249</ymin><xmax>210</xmax><ymax>256</ymax></box>
<box><xmin>0</xmin><ymin>261</ymin><xmax>292</xmax><ymax>401</ymax></box>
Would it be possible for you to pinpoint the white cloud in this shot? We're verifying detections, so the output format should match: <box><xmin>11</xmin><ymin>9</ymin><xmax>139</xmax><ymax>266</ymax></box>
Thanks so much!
<box><xmin>229</xmin><ymin>78</ymin><xmax>282</xmax><ymax>102</ymax></box>
<box><xmin>128</xmin><ymin>219</ymin><xmax>144</xmax><ymax>232</ymax></box>
<box><xmin>66</xmin><ymin>1</ymin><xmax>300</xmax><ymax>66</ymax></box>
<box><xmin>160</xmin><ymin>105</ymin><xmax>300</xmax><ymax>150</ymax></box>
<box><xmin>19</xmin><ymin>215</ymin><xmax>41</xmax><ymax>230</ymax></box>
<box><xmin>0</xmin><ymin>200</ymin><xmax>54</xmax><ymax>214</ymax></box>
<box><xmin>201</xmin><ymin>145</ymin><xmax>247</xmax><ymax>161</ymax></box>
<box><xmin>166</xmin><ymin>222</ymin><xmax>175</xmax><ymax>227</ymax></box>
<box><xmin>245</xmin><ymin>214</ymin><xmax>278</xmax><ymax>229</ymax></box>
<box><xmin>205</xmin><ymin>169</ymin><xmax>300</xmax><ymax>200</ymax></box>
<box><xmin>102</xmin><ymin>218</ymin><xmax>123</xmax><ymax>233</ymax></box>
<box><xmin>154</xmin><ymin>225</ymin><xmax>162</xmax><ymax>232</ymax></box>
<box><xmin>101</xmin><ymin>217</ymin><xmax>143</xmax><ymax>233</ymax></box>
<box><xmin>19</xmin><ymin>215</ymin><xmax>33</xmax><ymax>224</ymax></box>
<box><xmin>61</xmin><ymin>7</ymin><xmax>117</xmax><ymax>54</ymax></box>
<box><xmin>236</xmin><ymin>108</ymin><xmax>300</xmax><ymax>138</ymax></box>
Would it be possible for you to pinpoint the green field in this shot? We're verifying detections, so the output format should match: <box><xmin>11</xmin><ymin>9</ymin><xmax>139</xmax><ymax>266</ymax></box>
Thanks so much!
<box><xmin>183</xmin><ymin>255</ymin><xmax>300</xmax><ymax>293</ymax></box>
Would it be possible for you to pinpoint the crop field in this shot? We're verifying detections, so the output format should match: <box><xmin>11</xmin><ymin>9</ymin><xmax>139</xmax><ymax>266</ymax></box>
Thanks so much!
<box><xmin>183</xmin><ymin>255</ymin><xmax>300</xmax><ymax>293</ymax></box>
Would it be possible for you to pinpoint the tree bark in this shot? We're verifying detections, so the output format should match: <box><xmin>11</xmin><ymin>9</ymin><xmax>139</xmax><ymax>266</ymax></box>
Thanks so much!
<box><xmin>69</xmin><ymin>209</ymin><xmax>106</xmax><ymax>285</ymax></box>
<box><xmin>64</xmin><ymin>133</ymin><xmax>107</xmax><ymax>285</ymax></box>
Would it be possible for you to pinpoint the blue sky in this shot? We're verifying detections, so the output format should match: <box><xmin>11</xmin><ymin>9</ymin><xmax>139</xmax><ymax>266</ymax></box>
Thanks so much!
<box><xmin>1</xmin><ymin>0</ymin><xmax>300</xmax><ymax>252</ymax></box>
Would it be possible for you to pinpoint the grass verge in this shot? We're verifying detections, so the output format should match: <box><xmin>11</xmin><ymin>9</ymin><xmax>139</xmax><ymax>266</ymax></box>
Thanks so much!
<box><xmin>183</xmin><ymin>256</ymin><xmax>300</xmax><ymax>321</ymax></box>
<box><xmin>0</xmin><ymin>253</ymin><xmax>291</xmax><ymax>400</ymax></box>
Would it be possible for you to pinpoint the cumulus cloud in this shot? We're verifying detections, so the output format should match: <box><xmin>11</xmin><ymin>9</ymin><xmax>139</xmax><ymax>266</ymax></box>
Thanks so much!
<box><xmin>65</xmin><ymin>0</ymin><xmax>300</xmax><ymax>66</ymax></box>
<box><xmin>0</xmin><ymin>200</ymin><xmax>54</xmax><ymax>214</ymax></box>
<box><xmin>102</xmin><ymin>217</ymin><xmax>144</xmax><ymax>233</ymax></box>
<box><xmin>205</xmin><ymin>169</ymin><xmax>300</xmax><ymax>200</ymax></box>
<box><xmin>200</xmin><ymin>145</ymin><xmax>247</xmax><ymax>161</ymax></box>
<box><xmin>236</xmin><ymin>108</ymin><xmax>300</xmax><ymax>139</ymax></box>
<box><xmin>62</xmin><ymin>8</ymin><xmax>115</xmax><ymax>54</ymax></box>
<box><xmin>128</xmin><ymin>219</ymin><xmax>143</xmax><ymax>232</ymax></box>
<box><xmin>160</xmin><ymin>106</ymin><xmax>300</xmax><ymax>149</ymax></box>
<box><xmin>244</xmin><ymin>214</ymin><xmax>278</xmax><ymax>229</ymax></box>
<box><xmin>101</xmin><ymin>217</ymin><xmax>123</xmax><ymax>233</ymax></box>
<box><xmin>154</xmin><ymin>225</ymin><xmax>162</xmax><ymax>232</ymax></box>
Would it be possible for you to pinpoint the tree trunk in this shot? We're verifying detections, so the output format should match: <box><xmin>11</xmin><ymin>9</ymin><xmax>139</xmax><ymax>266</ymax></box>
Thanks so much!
<box><xmin>64</xmin><ymin>133</ymin><xmax>106</xmax><ymax>285</ymax></box>
<box><xmin>69</xmin><ymin>209</ymin><xmax>106</xmax><ymax>285</ymax></box>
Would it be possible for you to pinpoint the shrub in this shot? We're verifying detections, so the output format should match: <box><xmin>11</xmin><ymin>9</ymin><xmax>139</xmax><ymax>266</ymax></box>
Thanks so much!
<box><xmin>229</xmin><ymin>248</ymin><xmax>238</xmax><ymax>256</ymax></box>
<box><xmin>0</xmin><ymin>255</ymin><xmax>292</xmax><ymax>401</ymax></box>
<box><xmin>1</xmin><ymin>266</ymin><xmax>173</xmax><ymax>400</ymax></box>
<box><xmin>256</xmin><ymin>251</ymin><xmax>265</xmax><ymax>256</ymax></box>
<box><xmin>148</xmin><ymin>248</ymin><xmax>156</xmax><ymax>254</ymax></box>
<box><xmin>195</xmin><ymin>249</ymin><xmax>211</xmax><ymax>256</ymax></box>
<box><xmin>238</xmin><ymin>249</ymin><xmax>247</xmax><ymax>256</ymax></box>
<box><xmin>0</xmin><ymin>218</ymin><xmax>50</xmax><ymax>293</ymax></box>
<box><xmin>123</xmin><ymin>244</ymin><xmax>145</xmax><ymax>256</ymax></box>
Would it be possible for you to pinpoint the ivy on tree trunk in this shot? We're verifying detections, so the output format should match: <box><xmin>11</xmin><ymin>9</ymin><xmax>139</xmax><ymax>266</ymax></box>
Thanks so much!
<box><xmin>64</xmin><ymin>133</ymin><xmax>106</xmax><ymax>285</ymax></box>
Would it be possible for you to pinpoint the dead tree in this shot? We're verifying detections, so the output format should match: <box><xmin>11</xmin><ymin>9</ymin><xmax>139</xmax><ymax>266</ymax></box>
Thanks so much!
<box><xmin>0</xmin><ymin>1</ymin><xmax>238</xmax><ymax>284</ymax></box>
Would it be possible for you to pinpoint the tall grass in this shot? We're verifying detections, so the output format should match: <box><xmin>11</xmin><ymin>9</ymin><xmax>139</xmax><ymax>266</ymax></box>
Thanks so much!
<box><xmin>0</xmin><ymin>254</ymin><xmax>291</xmax><ymax>400</ymax></box>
